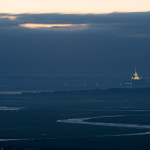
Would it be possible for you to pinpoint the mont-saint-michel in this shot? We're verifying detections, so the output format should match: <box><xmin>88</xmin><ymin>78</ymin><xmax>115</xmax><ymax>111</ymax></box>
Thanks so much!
<box><xmin>121</xmin><ymin>68</ymin><xmax>147</xmax><ymax>87</ymax></box>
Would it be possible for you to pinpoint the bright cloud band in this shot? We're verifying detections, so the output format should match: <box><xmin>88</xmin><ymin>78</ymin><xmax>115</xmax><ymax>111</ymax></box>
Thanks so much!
<box><xmin>0</xmin><ymin>16</ymin><xmax>17</xmax><ymax>20</ymax></box>
<box><xmin>19</xmin><ymin>23</ymin><xmax>87</xmax><ymax>29</ymax></box>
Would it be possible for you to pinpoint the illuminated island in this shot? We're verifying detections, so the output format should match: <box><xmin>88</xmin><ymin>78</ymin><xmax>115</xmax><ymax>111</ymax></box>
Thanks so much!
<box><xmin>121</xmin><ymin>68</ymin><xmax>147</xmax><ymax>87</ymax></box>
<box><xmin>131</xmin><ymin>68</ymin><xmax>142</xmax><ymax>80</ymax></box>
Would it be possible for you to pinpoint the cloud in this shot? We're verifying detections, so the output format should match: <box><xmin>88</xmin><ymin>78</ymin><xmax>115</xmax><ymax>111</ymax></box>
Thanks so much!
<box><xmin>122</xmin><ymin>34</ymin><xmax>150</xmax><ymax>38</ymax></box>
<box><xmin>19</xmin><ymin>23</ymin><xmax>88</xmax><ymax>30</ymax></box>
<box><xmin>0</xmin><ymin>12</ymin><xmax>150</xmax><ymax>76</ymax></box>
<box><xmin>0</xmin><ymin>12</ymin><xmax>149</xmax><ymax>29</ymax></box>
<box><xmin>0</xmin><ymin>12</ymin><xmax>150</xmax><ymax>36</ymax></box>
<box><xmin>0</xmin><ymin>15</ymin><xmax>17</xmax><ymax>20</ymax></box>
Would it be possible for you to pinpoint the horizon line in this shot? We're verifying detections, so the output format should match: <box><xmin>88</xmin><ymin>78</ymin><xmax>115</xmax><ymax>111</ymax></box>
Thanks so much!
<box><xmin>0</xmin><ymin>10</ymin><xmax>150</xmax><ymax>15</ymax></box>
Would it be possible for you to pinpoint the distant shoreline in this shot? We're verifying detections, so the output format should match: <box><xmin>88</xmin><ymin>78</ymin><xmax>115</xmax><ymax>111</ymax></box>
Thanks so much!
<box><xmin>1</xmin><ymin>87</ymin><xmax>150</xmax><ymax>95</ymax></box>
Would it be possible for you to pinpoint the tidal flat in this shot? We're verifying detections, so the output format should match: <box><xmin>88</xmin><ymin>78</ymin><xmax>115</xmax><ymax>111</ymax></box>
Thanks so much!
<box><xmin>0</xmin><ymin>88</ymin><xmax>150</xmax><ymax>149</ymax></box>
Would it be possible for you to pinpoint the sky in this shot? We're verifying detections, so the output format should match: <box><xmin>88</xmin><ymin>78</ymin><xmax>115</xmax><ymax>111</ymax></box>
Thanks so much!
<box><xmin>0</xmin><ymin>1</ymin><xmax>150</xmax><ymax>77</ymax></box>
<box><xmin>1</xmin><ymin>0</ymin><xmax>150</xmax><ymax>14</ymax></box>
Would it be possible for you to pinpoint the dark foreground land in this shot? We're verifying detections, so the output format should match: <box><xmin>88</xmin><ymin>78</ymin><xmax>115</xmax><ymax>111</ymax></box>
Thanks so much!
<box><xmin>0</xmin><ymin>88</ymin><xmax>150</xmax><ymax>149</ymax></box>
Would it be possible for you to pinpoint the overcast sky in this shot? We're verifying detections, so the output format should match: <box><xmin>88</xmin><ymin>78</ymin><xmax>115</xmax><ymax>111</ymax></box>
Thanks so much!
<box><xmin>0</xmin><ymin>2</ymin><xmax>150</xmax><ymax>77</ymax></box>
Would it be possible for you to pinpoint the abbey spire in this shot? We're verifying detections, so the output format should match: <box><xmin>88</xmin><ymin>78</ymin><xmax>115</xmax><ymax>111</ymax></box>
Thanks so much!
<box><xmin>131</xmin><ymin>68</ymin><xmax>142</xmax><ymax>80</ymax></box>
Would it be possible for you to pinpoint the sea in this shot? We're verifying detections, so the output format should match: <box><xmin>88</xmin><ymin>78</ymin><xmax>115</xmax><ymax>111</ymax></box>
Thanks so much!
<box><xmin>0</xmin><ymin>76</ymin><xmax>150</xmax><ymax>150</ymax></box>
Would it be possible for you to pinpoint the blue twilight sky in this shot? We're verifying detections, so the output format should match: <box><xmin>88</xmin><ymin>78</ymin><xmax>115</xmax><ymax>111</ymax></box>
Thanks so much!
<box><xmin>0</xmin><ymin>1</ymin><xmax>150</xmax><ymax>77</ymax></box>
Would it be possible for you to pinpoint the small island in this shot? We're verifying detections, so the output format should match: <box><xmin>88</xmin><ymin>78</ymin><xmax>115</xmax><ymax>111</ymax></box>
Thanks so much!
<box><xmin>121</xmin><ymin>68</ymin><xmax>147</xmax><ymax>87</ymax></box>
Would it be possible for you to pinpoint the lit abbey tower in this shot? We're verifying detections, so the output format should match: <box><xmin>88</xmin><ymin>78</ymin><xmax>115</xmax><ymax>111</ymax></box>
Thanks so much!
<box><xmin>131</xmin><ymin>68</ymin><xmax>142</xmax><ymax>80</ymax></box>
<box><xmin>121</xmin><ymin>68</ymin><xmax>146</xmax><ymax>86</ymax></box>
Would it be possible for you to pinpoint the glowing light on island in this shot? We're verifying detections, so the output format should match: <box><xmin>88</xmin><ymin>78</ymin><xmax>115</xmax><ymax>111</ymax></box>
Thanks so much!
<box><xmin>131</xmin><ymin>68</ymin><xmax>142</xmax><ymax>80</ymax></box>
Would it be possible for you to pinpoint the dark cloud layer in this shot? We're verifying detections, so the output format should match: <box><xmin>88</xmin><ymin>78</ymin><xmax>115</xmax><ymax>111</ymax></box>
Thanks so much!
<box><xmin>0</xmin><ymin>12</ymin><xmax>150</xmax><ymax>77</ymax></box>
